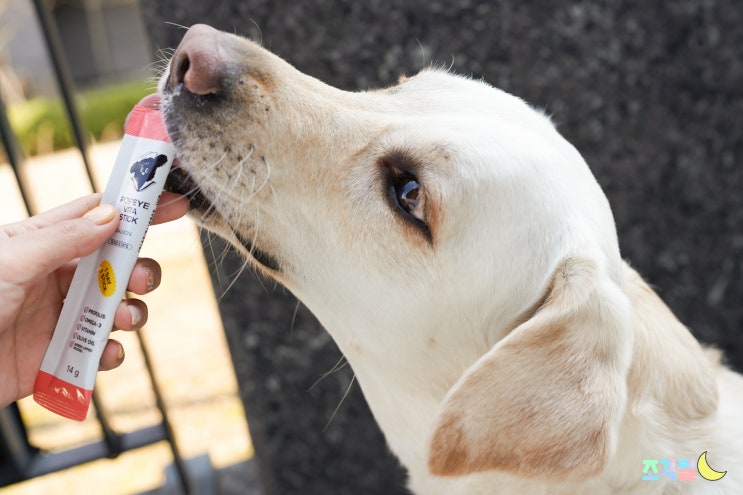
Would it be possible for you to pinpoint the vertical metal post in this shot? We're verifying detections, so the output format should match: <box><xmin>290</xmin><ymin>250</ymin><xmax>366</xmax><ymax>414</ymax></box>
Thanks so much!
<box><xmin>0</xmin><ymin>97</ymin><xmax>33</xmax><ymax>215</ymax></box>
<box><xmin>30</xmin><ymin>0</ymin><xmax>96</xmax><ymax>189</ymax></box>
<box><xmin>91</xmin><ymin>391</ymin><xmax>122</xmax><ymax>458</ymax></box>
<box><xmin>0</xmin><ymin>405</ymin><xmax>38</xmax><ymax>482</ymax></box>
<box><xmin>137</xmin><ymin>334</ymin><xmax>193</xmax><ymax>494</ymax></box>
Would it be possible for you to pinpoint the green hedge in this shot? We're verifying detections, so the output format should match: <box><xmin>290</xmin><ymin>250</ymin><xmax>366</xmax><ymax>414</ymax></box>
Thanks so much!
<box><xmin>7</xmin><ymin>80</ymin><xmax>154</xmax><ymax>156</ymax></box>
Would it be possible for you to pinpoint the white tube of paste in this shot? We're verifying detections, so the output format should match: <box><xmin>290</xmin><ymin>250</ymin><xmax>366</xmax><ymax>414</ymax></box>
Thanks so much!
<box><xmin>34</xmin><ymin>104</ymin><xmax>174</xmax><ymax>421</ymax></box>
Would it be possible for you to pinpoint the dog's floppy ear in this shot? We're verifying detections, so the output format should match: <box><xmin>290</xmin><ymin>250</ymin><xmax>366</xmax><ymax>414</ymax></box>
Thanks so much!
<box><xmin>428</xmin><ymin>256</ymin><xmax>633</xmax><ymax>481</ymax></box>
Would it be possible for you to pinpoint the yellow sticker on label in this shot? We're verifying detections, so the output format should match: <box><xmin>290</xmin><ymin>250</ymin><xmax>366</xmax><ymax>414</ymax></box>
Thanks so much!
<box><xmin>97</xmin><ymin>260</ymin><xmax>116</xmax><ymax>297</ymax></box>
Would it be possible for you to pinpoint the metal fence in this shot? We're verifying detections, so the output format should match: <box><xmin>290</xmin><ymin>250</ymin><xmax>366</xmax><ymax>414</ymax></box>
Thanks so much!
<box><xmin>0</xmin><ymin>1</ymin><xmax>200</xmax><ymax>493</ymax></box>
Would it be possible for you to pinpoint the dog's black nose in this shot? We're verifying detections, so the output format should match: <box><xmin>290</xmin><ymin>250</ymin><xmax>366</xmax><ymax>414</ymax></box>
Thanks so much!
<box><xmin>169</xmin><ymin>24</ymin><xmax>228</xmax><ymax>96</ymax></box>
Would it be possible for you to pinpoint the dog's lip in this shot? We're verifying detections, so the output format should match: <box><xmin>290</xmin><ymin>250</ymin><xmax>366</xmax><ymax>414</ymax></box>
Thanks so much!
<box><xmin>164</xmin><ymin>166</ymin><xmax>282</xmax><ymax>271</ymax></box>
<box><xmin>164</xmin><ymin>164</ymin><xmax>214</xmax><ymax>213</ymax></box>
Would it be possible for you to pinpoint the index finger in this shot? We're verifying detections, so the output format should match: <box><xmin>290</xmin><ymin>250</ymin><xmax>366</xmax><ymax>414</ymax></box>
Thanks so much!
<box><xmin>1</xmin><ymin>205</ymin><xmax>118</xmax><ymax>284</ymax></box>
<box><xmin>2</xmin><ymin>194</ymin><xmax>103</xmax><ymax>237</ymax></box>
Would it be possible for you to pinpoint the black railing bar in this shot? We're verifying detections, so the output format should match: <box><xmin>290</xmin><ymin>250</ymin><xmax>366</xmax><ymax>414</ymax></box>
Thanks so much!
<box><xmin>25</xmin><ymin>423</ymin><xmax>168</xmax><ymax>480</ymax></box>
<box><xmin>0</xmin><ymin>90</ymin><xmax>37</xmax><ymax>487</ymax></box>
<box><xmin>137</xmin><ymin>331</ymin><xmax>193</xmax><ymax>494</ymax></box>
<box><xmin>0</xmin><ymin>407</ymin><xmax>36</xmax><ymax>479</ymax></box>
<box><xmin>0</xmin><ymin>95</ymin><xmax>33</xmax><ymax>216</ymax></box>
<box><xmin>91</xmin><ymin>390</ymin><xmax>123</xmax><ymax>458</ymax></box>
<box><xmin>30</xmin><ymin>0</ymin><xmax>96</xmax><ymax>191</ymax></box>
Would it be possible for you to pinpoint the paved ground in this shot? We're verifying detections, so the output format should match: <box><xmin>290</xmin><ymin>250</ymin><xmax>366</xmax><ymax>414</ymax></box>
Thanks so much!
<box><xmin>1</xmin><ymin>141</ymin><xmax>256</xmax><ymax>494</ymax></box>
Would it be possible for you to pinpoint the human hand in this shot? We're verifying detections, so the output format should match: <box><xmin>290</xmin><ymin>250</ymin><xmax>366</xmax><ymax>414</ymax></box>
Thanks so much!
<box><xmin>0</xmin><ymin>192</ymin><xmax>188</xmax><ymax>407</ymax></box>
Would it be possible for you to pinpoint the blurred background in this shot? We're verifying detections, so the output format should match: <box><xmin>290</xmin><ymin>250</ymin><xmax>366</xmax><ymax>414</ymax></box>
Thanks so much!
<box><xmin>1</xmin><ymin>1</ymin><xmax>742</xmax><ymax>494</ymax></box>
<box><xmin>0</xmin><ymin>1</ymin><xmax>254</xmax><ymax>494</ymax></box>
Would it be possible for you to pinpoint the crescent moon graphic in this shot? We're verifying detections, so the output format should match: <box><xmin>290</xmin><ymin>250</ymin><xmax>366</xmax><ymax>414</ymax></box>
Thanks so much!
<box><xmin>697</xmin><ymin>451</ymin><xmax>726</xmax><ymax>481</ymax></box>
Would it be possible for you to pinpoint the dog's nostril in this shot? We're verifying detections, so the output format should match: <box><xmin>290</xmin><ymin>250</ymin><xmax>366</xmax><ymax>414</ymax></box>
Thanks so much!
<box><xmin>169</xmin><ymin>26</ymin><xmax>227</xmax><ymax>97</ymax></box>
<box><xmin>174</xmin><ymin>54</ymin><xmax>190</xmax><ymax>87</ymax></box>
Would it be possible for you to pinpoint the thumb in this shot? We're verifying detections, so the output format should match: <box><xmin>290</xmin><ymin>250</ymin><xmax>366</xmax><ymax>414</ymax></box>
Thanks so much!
<box><xmin>3</xmin><ymin>204</ymin><xmax>119</xmax><ymax>284</ymax></box>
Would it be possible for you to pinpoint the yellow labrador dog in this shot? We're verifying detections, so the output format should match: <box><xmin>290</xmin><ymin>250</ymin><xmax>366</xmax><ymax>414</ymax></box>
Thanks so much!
<box><xmin>160</xmin><ymin>24</ymin><xmax>742</xmax><ymax>494</ymax></box>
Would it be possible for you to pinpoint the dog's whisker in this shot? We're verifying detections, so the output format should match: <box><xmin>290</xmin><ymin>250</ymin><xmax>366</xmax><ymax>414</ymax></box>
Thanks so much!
<box><xmin>244</xmin><ymin>201</ymin><xmax>263</xmax><ymax>263</ymax></box>
<box><xmin>308</xmin><ymin>356</ymin><xmax>348</xmax><ymax>392</ymax></box>
<box><xmin>323</xmin><ymin>374</ymin><xmax>356</xmax><ymax>432</ymax></box>
<box><xmin>164</xmin><ymin>21</ymin><xmax>190</xmax><ymax>31</ymax></box>
<box><xmin>195</xmin><ymin>151</ymin><xmax>231</xmax><ymax>220</ymax></box>
<box><xmin>215</xmin><ymin>256</ymin><xmax>252</xmax><ymax>302</ymax></box>
<box><xmin>247</xmin><ymin>18</ymin><xmax>264</xmax><ymax>47</ymax></box>
<box><xmin>209</xmin><ymin>237</ymin><xmax>244</xmax><ymax>301</ymax></box>
<box><xmin>199</xmin><ymin>229</ymin><xmax>225</xmax><ymax>290</ymax></box>
<box><xmin>289</xmin><ymin>299</ymin><xmax>301</xmax><ymax>339</ymax></box>
<box><xmin>242</xmin><ymin>155</ymin><xmax>271</xmax><ymax>203</ymax></box>
<box><xmin>414</xmin><ymin>38</ymin><xmax>429</xmax><ymax>71</ymax></box>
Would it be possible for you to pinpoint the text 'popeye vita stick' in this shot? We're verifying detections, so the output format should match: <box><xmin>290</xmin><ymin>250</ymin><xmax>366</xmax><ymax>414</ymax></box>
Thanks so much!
<box><xmin>34</xmin><ymin>104</ymin><xmax>174</xmax><ymax>421</ymax></box>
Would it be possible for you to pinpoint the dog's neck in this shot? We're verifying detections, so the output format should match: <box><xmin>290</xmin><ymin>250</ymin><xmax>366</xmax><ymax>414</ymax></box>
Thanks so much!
<box><xmin>305</xmin><ymin>261</ymin><xmax>734</xmax><ymax>494</ymax></box>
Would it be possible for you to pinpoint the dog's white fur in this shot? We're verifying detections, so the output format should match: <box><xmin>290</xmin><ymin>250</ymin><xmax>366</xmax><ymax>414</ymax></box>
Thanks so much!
<box><xmin>161</xmin><ymin>25</ymin><xmax>743</xmax><ymax>494</ymax></box>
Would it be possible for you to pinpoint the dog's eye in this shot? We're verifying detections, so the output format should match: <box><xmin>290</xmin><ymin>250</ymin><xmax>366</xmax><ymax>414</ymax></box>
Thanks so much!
<box><xmin>389</xmin><ymin>172</ymin><xmax>426</xmax><ymax>225</ymax></box>
<box><xmin>380</xmin><ymin>154</ymin><xmax>430</xmax><ymax>241</ymax></box>
<box><xmin>396</xmin><ymin>176</ymin><xmax>421</xmax><ymax>214</ymax></box>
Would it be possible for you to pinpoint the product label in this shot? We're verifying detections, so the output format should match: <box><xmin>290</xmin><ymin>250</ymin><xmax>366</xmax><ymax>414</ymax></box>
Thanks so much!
<box><xmin>97</xmin><ymin>260</ymin><xmax>116</xmax><ymax>297</ymax></box>
<box><xmin>130</xmin><ymin>152</ymin><xmax>169</xmax><ymax>191</ymax></box>
<box><xmin>69</xmin><ymin>305</ymin><xmax>106</xmax><ymax>357</ymax></box>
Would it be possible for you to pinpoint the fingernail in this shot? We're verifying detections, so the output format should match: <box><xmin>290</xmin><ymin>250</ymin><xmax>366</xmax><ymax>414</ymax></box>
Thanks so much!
<box><xmin>84</xmin><ymin>204</ymin><xmax>117</xmax><ymax>225</ymax></box>
<box><xmin>143</xmin><ymin>265</ymin><xmax>156</xmax><ymax>292</ymax></box>
<box><xmin>128</xmin><ymin>305</ymin><xmax>142</xmax><ymax>327</ymax></box>
<box><xmin>117</xmin><ymin>344</ymin><xmax>125</xmax><ymax>360</ymax></box>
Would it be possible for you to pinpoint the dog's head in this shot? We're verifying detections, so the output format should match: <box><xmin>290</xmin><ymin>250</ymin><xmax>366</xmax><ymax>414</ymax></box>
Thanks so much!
<box><xmin>161</xmin><ymin>25</ymin><xmax>634</xmax><ymax>481</ymax></box>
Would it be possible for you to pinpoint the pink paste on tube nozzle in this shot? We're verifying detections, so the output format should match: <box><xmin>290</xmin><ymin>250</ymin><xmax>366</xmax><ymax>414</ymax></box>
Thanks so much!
<box><xmin>33</xmin><ymin>103</ymin><xmax>174</xmax><ymax>421</ymax></box>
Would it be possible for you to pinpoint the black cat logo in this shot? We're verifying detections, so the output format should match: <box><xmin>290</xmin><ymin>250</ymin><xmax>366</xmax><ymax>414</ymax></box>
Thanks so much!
<box><xmin>129</xmin><ymin>152</ymin><xmax>169</xmax><ymax>192</ymax></box>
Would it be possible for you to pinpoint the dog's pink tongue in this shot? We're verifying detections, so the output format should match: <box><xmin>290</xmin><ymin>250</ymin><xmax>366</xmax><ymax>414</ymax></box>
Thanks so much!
<box><xmin>137</xmin><ymin>93</ymin><xmax>162</xmax><ymax>110</ymax></box>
